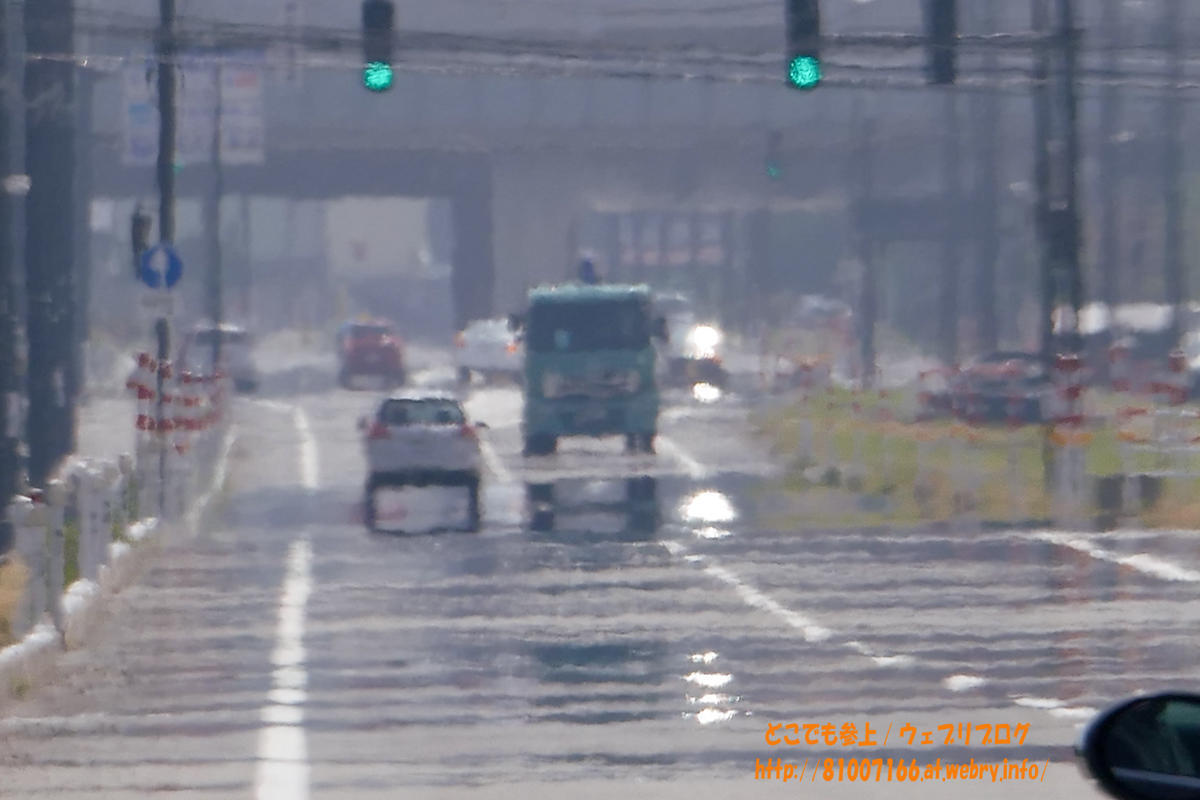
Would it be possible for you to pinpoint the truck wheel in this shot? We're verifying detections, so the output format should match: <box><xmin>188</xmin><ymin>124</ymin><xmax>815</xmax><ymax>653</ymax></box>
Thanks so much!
<box><xmin>466</xmin><ymin>475</ymin><xmax>482</xmax><ymax>531</ymax></box>
<box><xmin>624</xmin><ymin>434</ymin><xmax>638</xmax><ymax>453</ymax></box>
<box><xmin>640</xmin><ymin>433</ymin><xmax>656</xmax><ymax>454</ymax></box>
<box><xmin>626</xmin><ymin>476</ymin><xmax>656</xmax><ymax>502</ymax></box>
<box><xmin>527</xmin><ymin>482</ymin><xmax>554</xmax><ymax>505</ymax></box>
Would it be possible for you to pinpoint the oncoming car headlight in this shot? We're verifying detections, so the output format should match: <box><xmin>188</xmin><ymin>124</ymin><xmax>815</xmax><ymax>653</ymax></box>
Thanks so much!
<box><xmin>687</xmin><ymin>325</ymin><xmax>723</xmax><ymax>359</ymax></box>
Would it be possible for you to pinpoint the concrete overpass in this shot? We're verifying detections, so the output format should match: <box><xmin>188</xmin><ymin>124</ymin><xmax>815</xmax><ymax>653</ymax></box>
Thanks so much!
<box><xmin>89</xmin><ymin>63</ymin><xmax>1000</xmax><ymax>326</ymax></box>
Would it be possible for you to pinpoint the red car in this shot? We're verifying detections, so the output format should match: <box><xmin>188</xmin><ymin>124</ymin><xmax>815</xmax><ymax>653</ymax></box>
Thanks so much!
<box><xmin>337</xmin><ymin>320</ymin><xmax>406</xmax><ymax>389</ymax></box>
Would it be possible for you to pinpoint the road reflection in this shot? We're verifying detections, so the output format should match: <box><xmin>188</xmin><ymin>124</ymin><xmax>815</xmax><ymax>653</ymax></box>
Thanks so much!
<box><xmin>525</xmin><ymin>476</ymin><xmax>660</xmax><ymax>537</ymax></box>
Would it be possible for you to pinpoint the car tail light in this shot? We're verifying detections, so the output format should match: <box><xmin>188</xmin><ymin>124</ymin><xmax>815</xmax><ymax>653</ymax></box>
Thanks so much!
<box><xmin>506</xmin><ymin>341</ymin><xmax>518</xmax><ymax>354</ymax></box>
<box><xmin>367</xmin><ymin>420</ymin><xmax>390</xmax><ymax>440</ymax></box>
<box><xmin>459</xmin><ymin>423</ymin><xmax>478</xmax><ymax>441</ymax></box>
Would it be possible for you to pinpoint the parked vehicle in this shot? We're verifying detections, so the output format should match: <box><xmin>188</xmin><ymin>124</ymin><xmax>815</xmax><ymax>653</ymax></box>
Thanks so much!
<box><xmin>359</xmin><ymin>391</ymin><xmax>486</xmax><ymax>532</ymax></box>
<box><xmin>951</xmin><ymin>351</ymin><xmax>1055</xmax><ymax>424</ymax></box>
<box><xmin>455</xmin><ymin>317</ymin><xmax>523</xmax><ymax>385</ymax></box>
<box><xmin>178</xmin><ymin>322</ymin><xmax>259</xmax><ymax>393</ymax></box>
<box><xmin>337</xmin><ymin>319</ymin><xmax>406</xmax><ymax>389</ymax></box>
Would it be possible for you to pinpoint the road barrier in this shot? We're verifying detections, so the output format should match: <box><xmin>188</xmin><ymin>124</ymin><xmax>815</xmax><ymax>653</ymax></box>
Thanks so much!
<box><xmin>125</xmin><ymin>354</ymin><xmax>231</xmax><ymax>521</ymax></box>
<box><xmin>2</xmin><ymin>358</ymin><xmax>233</xmax><ymax>670</ymax></box>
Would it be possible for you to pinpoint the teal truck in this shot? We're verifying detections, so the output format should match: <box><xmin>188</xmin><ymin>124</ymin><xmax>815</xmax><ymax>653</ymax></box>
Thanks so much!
<box><xmin>511</xmin><ymin>283</ymin><xmax>667</xmax><ymax>456</ymax></box>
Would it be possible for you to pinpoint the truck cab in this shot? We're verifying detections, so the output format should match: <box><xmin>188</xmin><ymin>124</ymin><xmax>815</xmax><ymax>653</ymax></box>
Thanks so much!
<box><xmin>514</xmin><ymin>284</ymin><xmax>666</xmax><ymax>456</ymax></box>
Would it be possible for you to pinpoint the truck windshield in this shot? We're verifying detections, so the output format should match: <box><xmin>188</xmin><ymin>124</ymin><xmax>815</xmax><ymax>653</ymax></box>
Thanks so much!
<box><xmin>528</xmin><ymin>300</ymin><xmax>649</xmax><ymax>353</ymax></box>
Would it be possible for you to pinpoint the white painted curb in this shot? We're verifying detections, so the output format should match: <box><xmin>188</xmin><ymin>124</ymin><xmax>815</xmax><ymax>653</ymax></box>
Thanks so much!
<box><xmin>0</xmin><ymin>427</ymin><xmax>237</xmax><ymax>701</ymax></box>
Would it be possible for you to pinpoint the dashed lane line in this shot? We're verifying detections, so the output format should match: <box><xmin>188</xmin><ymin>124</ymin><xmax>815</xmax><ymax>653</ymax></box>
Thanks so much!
<box><xmin>254</xmin><ymin>538</ymin><xmax>313</xmax><ymax>800</ymax></box>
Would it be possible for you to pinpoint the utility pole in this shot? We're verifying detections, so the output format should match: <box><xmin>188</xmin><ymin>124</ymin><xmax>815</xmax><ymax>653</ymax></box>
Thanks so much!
<box><xmin>240</xmin><ymin>193</ymin><xmax>252</xmax><ymax>319</ymax></box>
<box><xmin>972</xmin><ymin>0</ymin><xmax>1000</xmax><ymax>353</ymax></box>
<box><xmin>24</xmin><ymin>0</ymin><xmax>76</xmax><ymax>485</ymax></box>
<box><xmin>206</xmin><ymin>59</ymin><xmax>223</xmax><ymax>366</ymax></box>
<box><xmin>939</xmin><ymin>91</ymin><xmax>961</xmax><ymax>365</ymax></box>
<box><xmin>0</xmin><ymin>0</ymin><xmax>22</xmax><ymax>551</ymax></box>
<box><xmin>1033</xmin><ymin>0</ymin><xmax>1054</xmax><ymax>359</ymax></box>
<box><xmin>1034</xmin><ymin>0</ymin><xmax>1085</xmax><ymax>357</ymax></box>
<box><xmin>1098</xmin><ymin>0</ymin><xmax>1122</xmax><ymax>310</ymax></box>
<box><xmin>1060</xmin><ymin>0</ymin><xmax>1084</xmax><ymax>330</ymax></box>
<box><xmin>154</xmin><ymin>0</ymin><xmax>177</xmax><ymax>517</ymax></box>
<box><xmin>1163</xmin><ymin>0</ymin><xmax>1184</xmax><ymax>344</ymax></box>
<box><xmin>72</xmin><ymin>67</ymin><xmax>94</xmax><ymax>406</ymax></box>
<box><xmin>856</xmin><ymin>116</ymin><xmax>877</xmax><ymax>389</ymax></box>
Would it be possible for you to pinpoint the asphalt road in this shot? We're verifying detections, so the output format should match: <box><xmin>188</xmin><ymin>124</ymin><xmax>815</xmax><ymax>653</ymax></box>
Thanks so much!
<box><xmin>3</xmin><ymin>350</ymin><xmax>1195</xmax><ymax>799</ymax></box>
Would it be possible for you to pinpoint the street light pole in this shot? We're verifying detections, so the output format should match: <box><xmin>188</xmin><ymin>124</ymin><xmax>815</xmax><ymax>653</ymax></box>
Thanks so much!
<box><xmin>154</xmin><ymin>0</ymin><xmax>177</xmax><ymax>517</ymax></box>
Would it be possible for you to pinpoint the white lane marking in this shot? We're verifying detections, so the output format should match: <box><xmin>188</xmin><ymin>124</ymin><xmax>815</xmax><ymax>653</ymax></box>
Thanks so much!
<box><xmin>655</xmin><ymin>435</ymin><xmax>708</xmax><ymax>480</ymax></box>
<box><xmin>664</xmin><ymin>538</ymin><xmax>1102</xmax><ymax>720</ymax></box>
<box><xmin>254</xmin><ymin>399</ymin><xmax>294</xmax><ymax>414</ymax></box>
<box><xmin>944</xmin><ymin>674</ymin><xmax>987</xmax><ymax>692</ymax></box>
<box><xmin>1031</xmin><ymin>532</ymin><xmax>1200</xmax><ymax>582</ymax></box>
<box><xmin>255</xmin><ymin>538</ymin><xmax>313</xmax><ymax>800</ymax></box>
<box><xmin>702</xmin><ymin>562</ymin><xmax>833</xmax><ymax>643</ymax></box>
<box><xmin>292</xmin><ymin>407</ymin><xmax>319</xmax><ymax>490</ymax></box>
<box><xmin>186</xmin><ymin>425</ymin><xmax>238</xmax><ymax>530</ymax></box>
<box><xmin>254</xmin><ymin>400</ymin><xmax>320</xmax><ymax>490</ymax></box>
<box><xmin>1013</xmin><ymin>695</ymin><xmax>1097</xmax><ymax>720</ymax></box>
<box><xmin>479</xmin><ymin>439</ymin><xmax>512</xmax><ymax>483</ymax></box>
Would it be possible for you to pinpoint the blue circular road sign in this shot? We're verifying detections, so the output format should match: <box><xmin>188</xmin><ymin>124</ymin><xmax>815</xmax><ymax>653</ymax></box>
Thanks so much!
<box><xmin>139</xmin><ymin>243</ymin><xmax>183</xmax><ymax>289</ymax></box>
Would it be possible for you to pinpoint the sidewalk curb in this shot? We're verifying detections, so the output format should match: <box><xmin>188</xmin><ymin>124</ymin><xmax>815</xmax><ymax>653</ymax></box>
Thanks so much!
<box><xmin>0</xmin><ymin>426</ymin><xmax>238</xmax><ymax>702</ymax></box>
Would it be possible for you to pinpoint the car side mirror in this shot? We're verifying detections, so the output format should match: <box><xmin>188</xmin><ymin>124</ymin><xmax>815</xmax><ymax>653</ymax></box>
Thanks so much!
<box><xmin>357</xmin><ymin>416</ymin><xmax>368</xmax><ymax>432</ymax></box>
<box><xmin>1078</xmin><ymin>691</ymin><xmax>1200</xmax><ymax>800</ymax></box>
<box><xmin>653</xmin><ymin>317</ymin><xmax>669</xmax><ymax>342</ymax></box>
<box><xmin>476</xmin><ymin>421</ymin><xmax>489</xmax><ymax>430</ymax></box>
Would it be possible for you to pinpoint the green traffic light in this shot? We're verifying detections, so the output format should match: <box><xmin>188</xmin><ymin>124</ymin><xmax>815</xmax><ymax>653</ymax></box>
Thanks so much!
<box><xmin>787</xmin><ymin>55</ymin><xmax>821</xmax><ymax>89</ymax></box>
<box><xmin>363</xmin><ymin>61</ymin><xmax>393</xmax><ymax>92</ymax></box>
<box><xmin>766</xmin><ymin>163</ymin><xmax>782</xmax><ymax>180</ymax></box>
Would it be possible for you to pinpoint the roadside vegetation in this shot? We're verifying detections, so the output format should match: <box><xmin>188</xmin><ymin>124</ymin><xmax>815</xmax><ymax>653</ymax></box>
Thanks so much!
<box><xmin>753</xmin><ymin>386</ymin><xmax>1200</xmax><ymax>529</ymax></box>
<box><xmin>0</xmin><ymin>556</ymin><xmax>29</xmax><ymax>649</ymax></box>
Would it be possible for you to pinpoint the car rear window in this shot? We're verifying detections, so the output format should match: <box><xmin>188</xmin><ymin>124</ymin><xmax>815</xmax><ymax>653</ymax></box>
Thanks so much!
<box><xmin>351</xmin><ymin>324</ymin><xmax>393</xmax><ymax>338</ymax></box>
<box><xmin>380</xmin><ymin>399</ymin><xmax>465</xmax><ymax>426</ymax></box>
<box><xmin>194</xmin><ymin>329</ymin><xmax>250</xmax><ymax>346</ymax></box>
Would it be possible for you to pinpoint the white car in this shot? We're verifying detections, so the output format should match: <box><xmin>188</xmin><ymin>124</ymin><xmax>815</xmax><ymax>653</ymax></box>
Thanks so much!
<box><xmin>359</xmin><ymin>391</ymin><xmax>486</xmax><ymax>531</ymax></box>
<box><xmin>455</xmin><ymin>318</ymin><xmax>523</xmax><ymax>385</ymax></box>
<box><xmin>179</xmin><ymin>323</ymin><xmax>260</xmax><ymax>393</ymax></box>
